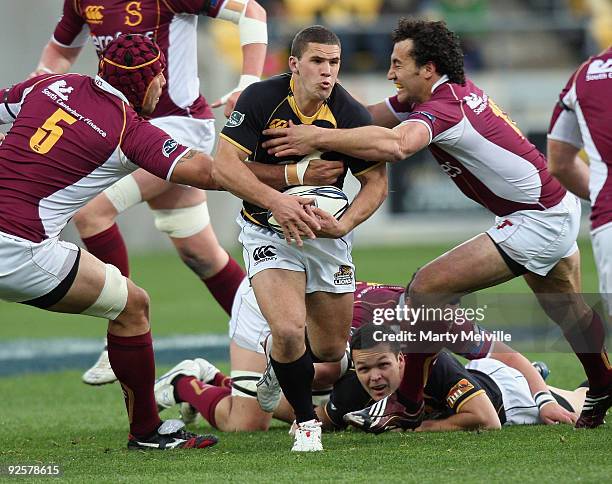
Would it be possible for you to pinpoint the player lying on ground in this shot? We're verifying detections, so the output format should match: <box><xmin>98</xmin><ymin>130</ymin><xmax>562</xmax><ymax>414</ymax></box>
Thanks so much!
<box><xmin>339</xmin><ymin>324</ymin><xmax>584</xmax><ymax>432</ymax></box>
<box><xmin>0</xmin><ymin>33</ymin><xmax>319</xmax><ymax>450</ymax></box>
<box><xmin>153</xmin><ymin>280</ymin><xmax>578</xmax><ymax>431</ymax></box>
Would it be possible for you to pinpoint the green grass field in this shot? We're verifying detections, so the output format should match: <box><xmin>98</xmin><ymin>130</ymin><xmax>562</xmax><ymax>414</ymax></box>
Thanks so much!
<box><xmin>0</xmin><ymin>241</ymin><xmax>610</xmax><ymax>482</ymax></box>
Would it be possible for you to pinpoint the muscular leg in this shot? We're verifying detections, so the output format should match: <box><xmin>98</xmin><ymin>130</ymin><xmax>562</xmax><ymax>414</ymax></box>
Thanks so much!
<box><xmin>48</xmin><ymin>250</ymin><xmax>160</xmax><ymax>438</ymax></box>
<box><xmin>305</xmin><ymin>291</ymin><xmax>353</xmax><ymax>362</ymax></box>
<box><xmin>523</xmin><ymin>251</ymin><xmax>612</xmax><ymax>392</ymax></box>
<box><xmin>401</xmin><ymin>233</ymin><xmax>516</xmax><ymax>407</ymax></box>
<box><xmin>252</xmin><ymin>269</ymin><xmax>317</xmax><ymax>423</ymax></box>
<box><xmin>208</xmin><ymin>342</ymin><xmax>272</xmax><ymax>431</ymax></box>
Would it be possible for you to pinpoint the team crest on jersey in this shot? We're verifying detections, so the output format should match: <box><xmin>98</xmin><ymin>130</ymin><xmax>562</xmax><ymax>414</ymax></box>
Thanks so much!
<box><xmin>334</xmin><ymin>265</ymin><xmax>354</xmax><ymax>286</ymax></box>
<box><xmin>268</xmin><ymin>119</ymin><xmax>288</xmax><ymax>129</ymax></box>
<box><xmin>463</xmin><ymin>93</ymin><xmax>488</xmax><ymax>114</ymax></box>
<box><xmin>48</xmin><ymin>80</ymin><xmax>74</xmax><ymax>101</ymax></box>
<box><xmin>225</xmin><ymin>111</ymin><xmax>245</xmax><ymax>128</ymax></box>
<box><xmin>84</xmin><ymin>5</ymin><xmax>105</xmax><ymax>24</ymax></box>
<box><xmin>446</xmin><ymin>378</ymin><xmax>474</xmax><ymax>408</ymax></box>
<box><xmin>162</xmin><ymin>139</ymin><xmax>179</xmax><ymax>158</ymax></box>
<box><xmin>586</xmin><ymin>59</ymin><xmax>612</xmax><ymax>81</ymax></box>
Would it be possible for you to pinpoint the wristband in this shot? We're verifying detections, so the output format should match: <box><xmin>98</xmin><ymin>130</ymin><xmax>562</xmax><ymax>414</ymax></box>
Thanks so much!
<box><xmin>534</xmin><ymin>391</ymin><xmax>556</xmax><ymax>410</ymax></box>
<box><xmin>285</xmin><ymin>164</ymin><xmax>299</xmax><ymax>186</ymax></box>
<box><xmin>218</xmin><ymin>74</ymin><xmax>260</xmax><ymax>105</ymax></box>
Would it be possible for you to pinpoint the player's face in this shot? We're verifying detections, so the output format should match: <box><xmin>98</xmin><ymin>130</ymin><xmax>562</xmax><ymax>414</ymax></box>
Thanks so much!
<box><xmin>141</xmin><ymin>73</ymin><xmax>166</xmax><ymax>115</ymax></box>
<box><xmin>353</xmin><ymin>345</ymin><xmax>405</xmax><ymax>401</ymax></box>
<box><xmin>290</xmin><ymin>43</ymin><xmax>341</xmax><ymax>104</ymax></box>
<box><xmin>387</xmin><ymin>39</ymin><xmax>429</xmax><ymax>104</ymax></box>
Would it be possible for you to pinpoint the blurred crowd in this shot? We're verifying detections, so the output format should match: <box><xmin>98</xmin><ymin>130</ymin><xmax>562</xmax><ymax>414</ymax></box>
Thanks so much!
<box><xmin>211</xmin><ymin>0</ymin><xmax>611</xmax><ymax>76</ymax></box>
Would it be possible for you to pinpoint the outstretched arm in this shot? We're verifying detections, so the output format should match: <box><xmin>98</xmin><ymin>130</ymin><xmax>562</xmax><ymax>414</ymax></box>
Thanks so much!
<box><xmin>262</xmin><ymin>120</ymin><xmax>430</xmax><ymax>163</ymax></box>
<box><xmin>488</xmin><ymin>342</ymin><xmax>576</xmax><ymax>425</ymax></box>
<box><xmin>367</xmin><ymin>100</ymin><xmax>402</xmax><ymax>128</ymax></box>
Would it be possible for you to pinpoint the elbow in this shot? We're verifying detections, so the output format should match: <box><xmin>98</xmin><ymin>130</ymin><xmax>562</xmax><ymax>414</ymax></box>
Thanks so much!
<box><xmin>547</xmin><ymin>160</ymin><xmax>563</xmax><ymax>179</ymax></box>
<box><xmin>388</xmin><ymin>145</ymin><xmax>408</xmax><ymax>163</ymax></box>
<box><xmin>391</xmin><ymin>141</ymin><xmax>418</xmax><ymax>163</ymax></box>
<box><xmin>479</xmin><ymin>414</ymin><xmax>502</xmax><ymax>431</ymax></box>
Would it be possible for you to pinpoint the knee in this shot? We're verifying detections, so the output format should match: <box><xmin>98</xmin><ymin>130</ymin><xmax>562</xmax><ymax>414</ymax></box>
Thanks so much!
<box><xmin>312</xmin><ymin>341</ymin><xmax>345</xmax><ymax>362</ymax></box>
<box><xmin>122</xmin><ymin>286</ymin><xmax>150</xmax><ymax>330</ymax></box>
<box><xmin>176</xmin><ymin>246</ymin><xmax>219</xmax><ymax>279</ymax></box>
<box><xmin>271</xmin><ymin>324</ymin><xmax>305</xmax><ymax>355</ymax></box>
<box><xmin>73</xmin><ymin>203</ymin><xmax>116</xmax><ymax>235</ymax></box>
<box><xmin>407</xmin><ymin>268</ymin><xmax>437</xmax><ymax>298</ymax></box>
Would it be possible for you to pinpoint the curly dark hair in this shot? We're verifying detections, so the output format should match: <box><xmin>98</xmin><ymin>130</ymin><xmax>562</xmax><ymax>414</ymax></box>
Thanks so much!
<box><xmin>392</xmin><ymin>19</ymin><xmax>465</xmax><ymax>85</ymax></box>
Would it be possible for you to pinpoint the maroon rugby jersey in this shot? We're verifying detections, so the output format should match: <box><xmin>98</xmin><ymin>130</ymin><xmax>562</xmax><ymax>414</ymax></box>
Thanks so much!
<box><xmin>387</xmin><ymin>76</ymin><xmax>566</xmax><ymax>217</ymax></box>
<box><xmin>548</xmin><ymin>47</ymin><xmax>612</xmax><ymax>231</ymax></box>
<box><xmin>0</xmin><ymin>73</ymin><xmax>190</xmax><ymax>242</ymax></box>
<box><xmin>51</xmin><ymin>0</ymin><xmax>224</xmax><ymax>119</ymax></box>
<box><xmin>351</xmin><ymin>281</ymin><xmax>493</xmax><ymax>359</ymax></box>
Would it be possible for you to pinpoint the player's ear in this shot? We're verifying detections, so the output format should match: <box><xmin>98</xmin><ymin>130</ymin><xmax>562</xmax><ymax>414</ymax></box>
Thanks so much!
<box><xmin>397</xmin><ymin>353</ymin><xmax>405</xmax><ymax>371</ymax></box>
<box><xmin>289</xmin><ymin>56</ymin><xmax>299</xmax><ymax>75</ymax></box>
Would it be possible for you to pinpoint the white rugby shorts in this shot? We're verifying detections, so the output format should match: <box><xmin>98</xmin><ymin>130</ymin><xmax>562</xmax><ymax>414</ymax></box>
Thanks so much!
<box><xmin>237</xmin><ymin>217</ymin><xmax>356</xmax><ymax>294</ymax></box>
<box><xmin>486</xmin><ymin>192</ymin><xmax>580</xmax><ymax>276</ymax></box>
<box><xmin>228</xmin><ymin>277</ymin><xmax>268</xmax><ymax>354</ymax></box>
<box><xmin>465</xmin><ymin>358</ymin><xmax>541</xmax><ymax>426</ymax></box>
<box><xmin>591</xmin><ymin>222</ymin><xmax>612</xmax><ymax>316</ymax></box>
<box><xmin>0</xmin><ymin>231</ymin><xmax>79</xmax><ymax>302</ymax></box>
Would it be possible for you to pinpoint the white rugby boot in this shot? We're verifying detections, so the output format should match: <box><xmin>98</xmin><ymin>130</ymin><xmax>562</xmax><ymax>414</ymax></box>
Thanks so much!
<box><xmin>291</xmin><ymin>419</ymin><xmax>323</xmax><ymax>452</ymax></box>
<box><xmin>154</xmin><ymin>360</ymin><xmax>203</xmax><ymax>410</ymax></box>
<box><xmin>177</xmin><ymin>357</ymin><xmax>222</xmax><ymax>424</ymax></box>
<box><xmin>82</xmin><ymin>340</ymin><xmax>117</xmax><ymax>385</ymax></box>
<box><xmin>256</xmin><ymin>334</ymin><xmax>282</xmax><ymax>412</ymax></box>
<box><xmin>193</xmin><ymin>358</ymin><xmax>221</xmax><ymax>384</ymax></box>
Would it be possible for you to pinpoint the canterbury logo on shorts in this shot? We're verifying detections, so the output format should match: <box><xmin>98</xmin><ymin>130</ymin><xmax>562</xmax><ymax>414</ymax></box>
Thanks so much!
<box><xmin>253</xmin><ymin>245</ymin><xmax>277</xmax><ymax>265</ymax></box>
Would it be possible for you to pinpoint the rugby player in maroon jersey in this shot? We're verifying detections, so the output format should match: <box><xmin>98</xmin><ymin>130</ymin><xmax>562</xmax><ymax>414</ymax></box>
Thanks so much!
<box><xmin>0</xmin><ymin>34</ymin><xmax>319</xmax><ymax>450</ymax></box>
<box><xmin>261</xmin><ymin>19</ymin><xmax>610</xmax><ymax>429</ymax></box>
<box><xmin>548</xmin><ymin>46</ymin><xmax>612</xmax><ymax>427</ymax></box>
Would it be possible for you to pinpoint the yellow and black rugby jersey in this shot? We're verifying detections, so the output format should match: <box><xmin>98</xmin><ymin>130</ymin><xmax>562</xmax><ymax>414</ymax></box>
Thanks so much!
<box><xmin>324</xmin><ymin>351</ymin><xmax>505</xmax><ymax>429</ymax></box>
<box><xmin>220</xmin><ymin>73</ymin><xmax>381</xmax><ymax>227</ymax></box>
<box><xmin>423</xmin><ymin>351</ymin><xmax>505</xmax><ymax>423</ymax></box>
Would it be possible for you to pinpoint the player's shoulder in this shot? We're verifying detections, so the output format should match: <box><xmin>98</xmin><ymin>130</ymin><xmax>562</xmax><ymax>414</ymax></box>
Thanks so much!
<box><xmin>431</xmin><ymin>350</ymin><xmax>465</xmax><ymax>376</ymax></box>
<box><xmin>238</xmin><ymin>73</ymin><xmax>291</xmax><ymax>109</ymax></box>
<box><xmin>327</xmin><ymin>82</ymin><xmax>371</xmax><ymax>126</ymax></box>
<box><xmin>575</xmin><ymin>49</ymin><xmax>612</xmax><ymax>83</ymax></box>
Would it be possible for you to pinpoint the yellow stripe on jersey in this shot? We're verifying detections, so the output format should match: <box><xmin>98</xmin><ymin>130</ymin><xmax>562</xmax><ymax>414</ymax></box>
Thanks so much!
<box><xmin>241</xmin><ymin>208</ymin><xmax>266</xmax><ymax>227</ymax></box>
<box><xmin>455</xmin><ymin>389</ymin><xmax>486</xmax><ymax>413</ymax></box>
<box><xmin>353</xmin><ymin>162</ymin><xmax>384</xmax><ymax>177</ymax></box>
<box><xmin>219</xmin><ymin>133</ymin><xmax>253</xmax><ymax>156</ymax></box>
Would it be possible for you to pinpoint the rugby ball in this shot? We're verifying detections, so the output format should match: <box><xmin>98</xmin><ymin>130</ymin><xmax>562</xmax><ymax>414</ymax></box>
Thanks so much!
<box><xmin>267</xmin><ymin>185</ymin><xmax>349</xmax><ymax>234</ymax></box>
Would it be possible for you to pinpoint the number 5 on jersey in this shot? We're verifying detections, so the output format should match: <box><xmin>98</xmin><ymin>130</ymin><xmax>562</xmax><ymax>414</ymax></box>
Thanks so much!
<box><xmin>29</xmin><ymin>108</ymin><xmax>77</xmax><ymax>154</ymax></box>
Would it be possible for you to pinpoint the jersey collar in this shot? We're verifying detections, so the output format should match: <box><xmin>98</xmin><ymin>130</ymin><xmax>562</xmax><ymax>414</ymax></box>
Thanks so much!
<box><xmin>94</xmin><ymin>75</ymin><xmax>130</xmax><ymax>105</ymax></box>
<box><xmin>431</xmin><ymin>74</ymin><xmax>450</xmax><ymax>93</ymax></box>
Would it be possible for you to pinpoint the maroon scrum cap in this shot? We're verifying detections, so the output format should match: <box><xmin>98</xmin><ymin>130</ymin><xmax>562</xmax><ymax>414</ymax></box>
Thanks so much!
<box><xmin>98</xmin><ymin>33</ymin><xmax>166</xmax><ymax>111</ymax></box>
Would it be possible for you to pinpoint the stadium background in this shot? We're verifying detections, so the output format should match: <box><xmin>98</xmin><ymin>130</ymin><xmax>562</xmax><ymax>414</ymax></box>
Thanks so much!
<box><xmin>0</xmin><ymin>2</ymin><xmax>611</xmax><ymax>480</ymax></box>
